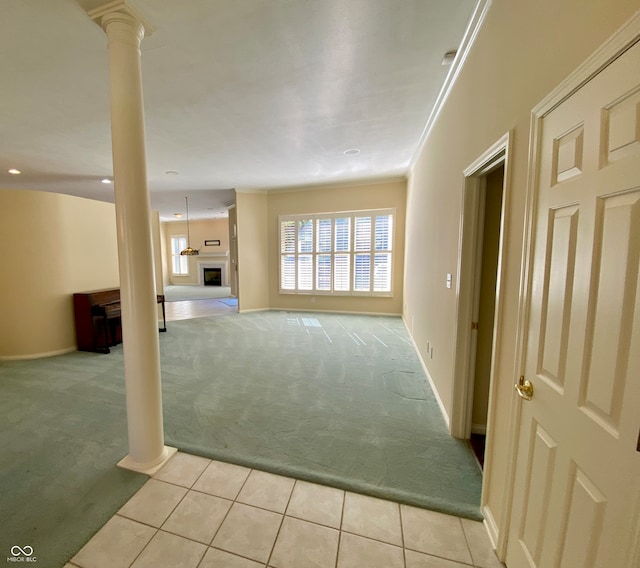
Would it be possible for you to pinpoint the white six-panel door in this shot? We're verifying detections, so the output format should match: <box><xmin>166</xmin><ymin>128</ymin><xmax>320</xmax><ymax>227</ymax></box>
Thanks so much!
<box><xmin>506</xmin><ymin>39</ymin><xmax>640</xmax><ymax>567</ymax></box>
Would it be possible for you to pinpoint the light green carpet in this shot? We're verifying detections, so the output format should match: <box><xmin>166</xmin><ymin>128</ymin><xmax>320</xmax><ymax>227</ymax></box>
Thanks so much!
<box><xmin>163</xmin><ymin>284</ymin><xmax>232</xmax><ymax>301</ymax></box>
<box><xmin>0</xmin><ymin>311</ymin><xmax>482</xmax><ymax>568</ymax></box>
<box><xmin>160</xmin><ymin>312</ymin><xmax>482</xmax><ymax>519</ymax></box>
<box><xmin>0</xmin><ymin>354</ymin><xmax>147</xmax><ymax>568</ymax></box>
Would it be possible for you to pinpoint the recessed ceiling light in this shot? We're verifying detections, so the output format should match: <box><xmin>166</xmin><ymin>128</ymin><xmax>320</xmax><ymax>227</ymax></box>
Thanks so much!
<box><xmin>174</xmin><ymin>213</ymin><xmax>183</xmax><ymax>218</ymax></box>
<box><xmin>101</xmin><ymin>178</ymin><xmax>112</xmax><ymax>184</ymax></box>
<box><xmin>8</xmin><ymin>168</ymin><xmax>21</xmax><ymax>175</ymax></box>
<box><xmin>344</xmin><ymin>148</ymin><xmax>360</xmax><ymax>156</ymax></box>
<box><xmin>165</xmin><ymin>170</ymin><xmax>179</xmax><ymax>175</ymax></box>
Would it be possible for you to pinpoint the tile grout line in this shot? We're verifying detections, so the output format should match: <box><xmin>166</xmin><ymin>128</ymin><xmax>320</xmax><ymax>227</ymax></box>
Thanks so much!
<box><xmin>190</xmin><ymin>459</ymin><xmax>256</xmax><ymax>568</ymax></box>
<box><xmin>285</xmin><ymin>510</ymin><xmax>342</xmax><ymax>532</ymax></box>
<box><xmin>110</xmin><ymin>516</ymin><xmax>205</xmax><ymax>568</ymax></box>
<box><xmin>401</xmin><ymin>543</ymin><xmax>476</xmax><ymax>568</ymax></box>
<box><xmin>339</xmin><ymin>528</ymin><xmax>411</xmax><ymax>550</ymax></box>
<box><xmin>265</xmin><ymin>477</ymin><xmax>297</xmax><ymax>567</ymax></box>
<box><xmin>206</xmin><ymin>465</ymin><xmax>254</xmax><ymax>550</ymax></box>
<box><xmin>76</xmin><ymin>453</ymin><xmax>486</xmax><ymax>568</ymax></box>
<box><xmin>459</xmin><ymin>517</ymin><xmax>477</xmax><ymax>567</ymax></box>
<box><xmin>203</xmin><ymin>465</ymin><xmax>293</xmax><ymax>565</ymax></box>
<box><xmin>141</xmin><ymin>476</ymin><xmax>191</xmax><ymax>540</ymax></box>
<box><xmin>125</xmin><ymin>523</ymin><xmax>160</xmax><ymax>568</ymax></box>
<box><xmin>157</xmin><ymin>455</ymin><xmax>213</xmax><ymax>568</ymax></box>
<box><xmin>335</xmin><ymin>486</ymin><xmax>347</xmax><ymax>568</ymax></box>
<box><xmin>399</xmin><ymin>504</ymin><xmax>407</xmax><ymax>568</ymax></box>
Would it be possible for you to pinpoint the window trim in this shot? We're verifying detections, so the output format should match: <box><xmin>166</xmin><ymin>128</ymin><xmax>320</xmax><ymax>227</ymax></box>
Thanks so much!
<box><xmin>279</xmin><ymin>208</ymin><xmax>395</xmax><ymax>297</ymax></box>
<box><xmin>170</xmin><ymin>235</ymin><xmax>189</xmax><ymax>276</ymax></box>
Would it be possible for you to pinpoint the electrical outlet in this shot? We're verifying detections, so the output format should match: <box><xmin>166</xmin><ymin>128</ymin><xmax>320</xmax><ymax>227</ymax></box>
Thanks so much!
<box><xmin>446</xmin><ymin>273</ymin><xmax>453</xmax><ymax>289</ymax></box>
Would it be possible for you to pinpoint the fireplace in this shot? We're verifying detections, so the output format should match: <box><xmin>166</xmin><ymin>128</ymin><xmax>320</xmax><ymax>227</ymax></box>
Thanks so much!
<box><xmin>203</xmin><ymin>267</ymin><xmax>222</xmax><ymax>286</ymax></box>
<box><xmin>197</xmin><ymin>256</ymin><xmax>228</xmax><ymax>287</ymax></box>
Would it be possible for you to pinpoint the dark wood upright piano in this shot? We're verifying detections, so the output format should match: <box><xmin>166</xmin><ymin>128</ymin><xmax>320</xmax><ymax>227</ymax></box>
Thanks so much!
<box><xmin>73</xmin><ymin>288</ymin><xmax>166</xmax><ymax>353</ymax></box>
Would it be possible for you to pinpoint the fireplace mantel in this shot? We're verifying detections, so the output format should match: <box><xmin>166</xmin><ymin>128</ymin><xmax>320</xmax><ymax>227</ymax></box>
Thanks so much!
<box><xmin>197</xmin><ymin>251</ymin><xmax>229</xmax><ymax>259</ymax></box>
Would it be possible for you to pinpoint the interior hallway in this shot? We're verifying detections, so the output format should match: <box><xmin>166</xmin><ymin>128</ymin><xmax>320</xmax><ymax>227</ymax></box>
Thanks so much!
<box><xmin>67</xmin><ymin>451</ymin><xmax>504</xmax><ymax>568</ymax></box>
<box><xmin>164</xmin><ymin>298</ymin><xmax>237</xmax><ymax>322</ymax></box>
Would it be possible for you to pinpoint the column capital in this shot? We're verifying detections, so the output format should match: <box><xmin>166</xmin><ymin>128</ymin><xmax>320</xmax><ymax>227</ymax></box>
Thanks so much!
<box><xmin>88</xmin><ymin>0</ymin><xmax>155</xmax><ymax>38</ymax></box>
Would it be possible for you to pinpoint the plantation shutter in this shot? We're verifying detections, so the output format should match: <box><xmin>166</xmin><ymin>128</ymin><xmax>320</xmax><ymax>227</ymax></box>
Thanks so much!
<box><xmin>334</xmin><ymin>217</ymin><xmax>351</xmax><ymax>291</ymax></box>
<box><xmin>280</xmin><ymin>221</ymin><xmax>296</xmax><ymax>290</ymax></box>
<box><xmin>297</xmin><ymin>220</ymin><xmax>314</xmax><ymax>290</ymax></box>
<box><xmin>353</xmin><ymin>216</ymin><xmax>372</xmax><ymax>291</ymax></box>
<box><xmin>279</xmin><ymin>209</ymin><xmax>393</xmax><ymax>295</ymax></box>
<box><xmin>316</xmin><ymin>219</ymin><xmax>332</xmax><ymax>291</ymax></box>
<box><xmin>373</xmin><ymin>214</ymin><xmax>392</xmax><ymax>291</ymax></box>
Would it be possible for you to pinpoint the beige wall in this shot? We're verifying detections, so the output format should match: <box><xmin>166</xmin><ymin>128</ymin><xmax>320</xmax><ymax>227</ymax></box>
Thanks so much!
<box><xmin>0</xmin><ymin>189</ymin><xmax>119</xmax><ymax>359</ymax></box>
<box><xmin>163</xmin><ymin>217</ymin><xmax>230</xmax><ymax>285</ymax></box>
<box><xmin>267</xmin><ymin>180</ymin><xmax>406</xmax><ymax>314</ymax></box>
<box><xmin>236</xmin><ymin>191</ymin><xmax>269</xmax><ymax>311</ymax></box>
<box><xmin>404</xmin><ymin>0</ymin><xmax>639</xmax><ymax>538</ymax></box>
<box><xmin>227</xmin><ymin>204</ymin><xmax>238</xmax><ymax>296</ymax></box>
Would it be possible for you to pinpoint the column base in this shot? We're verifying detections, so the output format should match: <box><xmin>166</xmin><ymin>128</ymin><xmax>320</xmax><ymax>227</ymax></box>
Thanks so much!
<box><xmin>117</xmin><ymin>445</ymin><xmax>178</xmax><ymax>475</ymax></box>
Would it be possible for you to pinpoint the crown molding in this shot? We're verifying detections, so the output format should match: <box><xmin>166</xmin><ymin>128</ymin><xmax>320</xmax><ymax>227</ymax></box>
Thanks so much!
<box><xmin>409</xmin><ymin>0</ymin><xmax>492</xmax><ymax>170</ymax></box>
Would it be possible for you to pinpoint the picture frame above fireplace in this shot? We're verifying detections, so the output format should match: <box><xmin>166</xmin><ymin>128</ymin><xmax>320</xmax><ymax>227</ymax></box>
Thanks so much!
<box><xmin>204</xmin><ymin>239</ymin><xmax>221</xmax><ymax>246</ymax></box>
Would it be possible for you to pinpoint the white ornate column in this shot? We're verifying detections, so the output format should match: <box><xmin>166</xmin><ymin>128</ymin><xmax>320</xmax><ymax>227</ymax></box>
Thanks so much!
<box><xmin>89</xmin><ymin>1</ymin><xmax>175</xmax><ymax>474</ymax></box>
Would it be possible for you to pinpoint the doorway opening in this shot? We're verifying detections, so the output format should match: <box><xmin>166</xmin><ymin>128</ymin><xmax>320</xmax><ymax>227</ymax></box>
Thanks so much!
<box><xmin>450</xmin><ymin>133</ymin><xmax>511</xmax><ymax>481</ymax></box>
<box><xmin>468</xmin><ymin>164</ymin><xmax>504</xmax><ymax>468</ymax></box>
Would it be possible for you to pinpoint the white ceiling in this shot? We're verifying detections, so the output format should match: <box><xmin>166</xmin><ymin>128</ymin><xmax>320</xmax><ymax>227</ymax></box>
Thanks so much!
<box><xmin>0</xmin><ymin>0</ymin><xmax>478</xmax><ymax>220</ymax></box>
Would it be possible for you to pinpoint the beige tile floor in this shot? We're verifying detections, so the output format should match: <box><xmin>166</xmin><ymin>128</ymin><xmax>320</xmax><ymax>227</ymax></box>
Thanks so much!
<box><xmin>66</xmin><ymin>452</ymin><xmax>504</xmax><ymax>568</ymax></box>
<box><xmin>164</xmin><ymin>298</ymin><xmax>237</xmax><ymax>322</ymax></box>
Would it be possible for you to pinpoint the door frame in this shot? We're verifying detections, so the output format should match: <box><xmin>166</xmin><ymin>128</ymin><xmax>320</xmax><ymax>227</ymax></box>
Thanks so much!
<box><xmin>451</xmin><ymin>133</ymin><xmax>511</xmax><ymax>442</ymax></box>
<box><xmin>450</xmin><ymin>132</ymin><xmax>512</xmax><ymax>548</ymax></box>
<box><xmin>500</xmin><ymin>10</ymin><xmax>640</xmax><ymax>560</ymax></box>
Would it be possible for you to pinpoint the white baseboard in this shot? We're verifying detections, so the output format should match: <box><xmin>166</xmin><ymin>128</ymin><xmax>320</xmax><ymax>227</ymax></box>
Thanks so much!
<box><xmin>0</xmin><ymin>346</ymin><xmax>76</xmax><ymax>361</ymax></box>
<box><xmin>271</xmin><ymin>307</ymin><xmax>402</xmax><ymax>317</ymax></box>
<box><xmin>402</xmin><ymin>317</ymin><xmax>450</xmax><ymax>429</ymax></box>
<box><xmin>482</xmin><ymin>504</ymin><xmax>502</xmax><ymax>559</ymax></box>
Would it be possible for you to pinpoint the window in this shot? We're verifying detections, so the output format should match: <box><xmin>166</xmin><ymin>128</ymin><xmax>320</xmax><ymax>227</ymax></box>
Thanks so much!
<box><xmin>279</xmin><ymin>209</ymin><xmax>394</xmax><ymax>295</ymax></box>
<box><xmin>171</xmin><ymin>236</ymin><xmax>189</xmax><ymax>275</ymax></box>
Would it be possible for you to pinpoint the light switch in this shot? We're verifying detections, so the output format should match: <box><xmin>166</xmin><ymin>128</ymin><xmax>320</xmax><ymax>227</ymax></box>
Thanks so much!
<box><xmin>446</xmin><ymin>273</ymin><xmax>452</xmax><ymax>289</ymax></box>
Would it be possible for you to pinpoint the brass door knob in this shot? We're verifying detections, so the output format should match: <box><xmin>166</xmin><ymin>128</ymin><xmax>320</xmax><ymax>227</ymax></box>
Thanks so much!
<box><xmin>515</xmin><ymin>376</ymin><xmax>534</xmax><ymax>401</ymax></box>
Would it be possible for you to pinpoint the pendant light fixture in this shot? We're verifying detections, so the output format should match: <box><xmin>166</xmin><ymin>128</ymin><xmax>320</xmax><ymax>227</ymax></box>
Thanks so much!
<box><xmin>180</xmin><ymin>196</ymin><xmax>199</xmax><ymax>256</ymax></box>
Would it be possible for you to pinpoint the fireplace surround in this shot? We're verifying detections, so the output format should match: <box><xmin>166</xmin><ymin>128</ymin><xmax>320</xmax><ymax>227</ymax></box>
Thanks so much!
<box><xmin>197</xmin><ymin>253</ymin><xmax>229</xmax><ymax>287</ymax></box>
